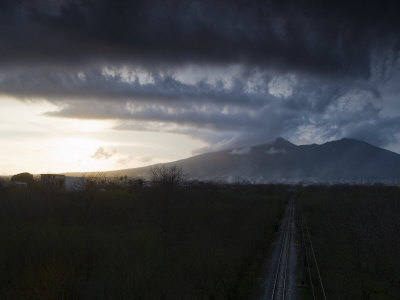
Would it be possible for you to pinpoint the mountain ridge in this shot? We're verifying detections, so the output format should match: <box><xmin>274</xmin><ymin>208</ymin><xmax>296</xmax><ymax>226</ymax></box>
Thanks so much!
<box><xmin>65</xmin><ymin>138</ymin><xmax>400</xmax><ymax>183</ymax></box>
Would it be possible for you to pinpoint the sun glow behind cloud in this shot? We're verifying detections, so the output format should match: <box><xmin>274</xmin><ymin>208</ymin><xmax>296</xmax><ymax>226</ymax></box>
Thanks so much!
<box><xmin>0</xmin><ymin>97</ymin><xmax>109</xmax><ymax>174</ymax></box>
<box><xmin>70</xmin><ymin>120</ymin><xmax>111</xmax><ymax>132</ymax></box>
<box><xmin>47</xmin><ymin>137</ymin><xmax>110</xmax><ymax>172</ymax></box>
<box><xmin>0</xmin><ymin>97</ymin><xmax>207</xmax><ymax>175</ymax></box>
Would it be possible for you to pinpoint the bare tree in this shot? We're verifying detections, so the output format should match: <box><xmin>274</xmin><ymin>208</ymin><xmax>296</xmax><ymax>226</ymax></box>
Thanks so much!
<box><xmin>150</xmin><ymin>165</ymin><xmax>184</xmax><ymax>267</ymax></box>
<box><xmin>150</xmin><ymin>165</ymin><xmax>184</xmax><ymax>189</ymax></box>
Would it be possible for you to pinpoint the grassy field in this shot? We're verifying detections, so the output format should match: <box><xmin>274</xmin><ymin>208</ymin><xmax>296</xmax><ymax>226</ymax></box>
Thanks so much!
<box><xmin>298</xmin><ymin>185</ymin><xmax>400</xmax><ymax>299</ymax></box>
<box><xmin>0</xmin><ymin>182</ymin><xmax>287</xmax><ymax>299</ymax></box>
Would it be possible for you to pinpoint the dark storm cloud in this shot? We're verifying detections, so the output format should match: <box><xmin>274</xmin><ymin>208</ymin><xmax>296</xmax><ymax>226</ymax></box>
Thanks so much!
<box><xmin>0</xmin><ymin>67</ymin><xmax>268</xmax><ymax>107</ymax></box>
<box><xmin>1</xmin><ymin>0</ymin><xmax>400</xmax><ymax>151</ymax></box>
<box><xmin>0</xmin><ymin>0</ymin><xmax>399</xmax><ymax>75</ymax></box>
<box><xmin>344</xmin><ymin>117</ymin><xmax>400</xmax><ymax>147</ymax></box>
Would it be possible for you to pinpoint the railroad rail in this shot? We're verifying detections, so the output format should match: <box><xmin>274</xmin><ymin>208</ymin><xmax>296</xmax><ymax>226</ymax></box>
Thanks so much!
<box><xmin>270</xmin><ymin>198</ymin><xmax>295</xmax><ymax>299</ymax></box>
<box><xmin>301</xmin><ymin>215</ymin><xmax>327</xmax><ymax>300</ymax></box>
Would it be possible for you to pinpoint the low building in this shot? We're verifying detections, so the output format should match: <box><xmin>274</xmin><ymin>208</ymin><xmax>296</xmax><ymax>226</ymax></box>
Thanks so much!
<box><xmin>11</xmin><ymin>181</ymin><xmax>28</xmax><ymax>188</ymax></box>
<box><xmin>65</xmin><ymin>176</ymin><xmax>87</xmax><ymax>192</ymax></box>
<box><xmin>40</xmin><ymin>174</ymin><xmax>86</xmax><ymax>192</ymax></box>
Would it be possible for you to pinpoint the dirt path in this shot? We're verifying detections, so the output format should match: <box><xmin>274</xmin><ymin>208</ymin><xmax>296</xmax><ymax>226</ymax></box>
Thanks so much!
<box><xmin>254</xmin><ymin>197</ymin><xmax>297</xmax><ymax>300</ymax></box>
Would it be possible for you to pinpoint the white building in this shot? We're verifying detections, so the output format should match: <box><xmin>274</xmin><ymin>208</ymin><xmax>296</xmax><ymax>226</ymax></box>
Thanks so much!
<box><xmin>40</xmin><ymin>174</ymin><xmax>87</xmax><ymax>192</ymax></box>
<box><xmin>65</xmin><ymin>176</ymin><xmax>87</xmax><ymax>191</ymax></box>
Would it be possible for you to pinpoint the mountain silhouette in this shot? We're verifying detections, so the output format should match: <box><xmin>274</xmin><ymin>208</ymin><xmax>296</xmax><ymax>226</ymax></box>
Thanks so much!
<box><xmin>68</xmin><ymin>138</ymin><xmax>400</xmax><ymax>183</ymax></box>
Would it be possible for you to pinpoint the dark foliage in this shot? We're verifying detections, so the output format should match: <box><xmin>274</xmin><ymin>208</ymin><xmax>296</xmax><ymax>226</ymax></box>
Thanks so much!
<box><xmin>0</xmin><ymin>182</ymin><xmax>287</xmax><ymax>299</ymax></box>
<box><xmin>11</xmin><ymin>172</ymin><xmax>34</xmax><ymax>185</ymax></box>
<box><xmin>299</xmin><ymin>185</ymin><xmax>400</xmax><ymax>299</ymax></box>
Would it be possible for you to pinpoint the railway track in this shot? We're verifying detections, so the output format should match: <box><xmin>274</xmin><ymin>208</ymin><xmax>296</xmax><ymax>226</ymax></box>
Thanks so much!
<box><xmin>256</xmin><ymin>195</ymin><xmax>326</xmax><ymax>300</ymax></box>
<box><xmin>270</xmin><ymin>198</ymin><xmax>296</xmax><ymax>300</ymax></box>
<box><xmin>300</xmin><ymin>215</ymin><xmax>327</xmax><ymax>300</ymax></box>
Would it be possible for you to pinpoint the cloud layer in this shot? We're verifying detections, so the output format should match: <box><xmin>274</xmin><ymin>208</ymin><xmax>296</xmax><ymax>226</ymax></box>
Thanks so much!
<box><xmin>1</xmin><ymin>0</ymin><xmax>399</xmax><ymax>73</ymax></box>
<box><xmin>1</xmin><ymin>0</ymin><xmax>400</xmax><ymax>151</ymax></box>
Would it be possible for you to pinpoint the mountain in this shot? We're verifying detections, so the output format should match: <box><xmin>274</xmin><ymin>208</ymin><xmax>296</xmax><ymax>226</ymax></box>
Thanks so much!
<box><xmin>68</xmin><ymin>138</ymin><xmax>400</xmax><ymax>183</ymax></box>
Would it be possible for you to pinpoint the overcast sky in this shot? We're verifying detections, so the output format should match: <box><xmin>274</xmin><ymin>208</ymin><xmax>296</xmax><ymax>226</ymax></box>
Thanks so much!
<box><xmin>1</xmin><ymin>0</ymin><xmax>400</xmax><ymax>175</ymax></box>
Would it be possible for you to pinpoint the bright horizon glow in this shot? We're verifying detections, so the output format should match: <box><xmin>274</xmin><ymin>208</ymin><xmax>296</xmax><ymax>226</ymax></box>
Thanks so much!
<box><xmin>0</xmin><ymin>97</ymin><xmax>207</xmax><ymax>175</ymax></box>
<box><xmin>71</xmin><ymin>120</ymin><xmax>111</xmax><ymax>133</ymax></box>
